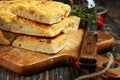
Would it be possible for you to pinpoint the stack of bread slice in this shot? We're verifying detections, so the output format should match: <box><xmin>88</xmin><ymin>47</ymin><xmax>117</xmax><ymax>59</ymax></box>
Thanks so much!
<box><xmin>0</xmin><ymin>0</ymin><xmax>80</xmax><ymax>54</ymax></box>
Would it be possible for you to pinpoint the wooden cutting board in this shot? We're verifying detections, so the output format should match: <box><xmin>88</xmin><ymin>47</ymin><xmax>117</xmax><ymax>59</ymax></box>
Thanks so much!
<box><xmin>0</xmin><ymin>29</ymin><xmax>115</xmax><ymax>75</ymax></box>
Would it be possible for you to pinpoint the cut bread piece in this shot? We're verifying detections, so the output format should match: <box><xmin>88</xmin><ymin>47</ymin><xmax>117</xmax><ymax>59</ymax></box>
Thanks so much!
<box><xmin>0</xmin><ymin>1</ymin><xmax>79</xmax><ymax>37</ymax></box>
<box><xmin>10</xmin><ymin>16</ymin><xmax>80</xmax><ymax>37</ymax></box>
<box><xmin>0</xmin><ymin>1</ymin><xmax>32</xmax><ymax>22</ymax></box>
<box><xmin>0</xmin><ymin>0</ymin><xmax>34</xmax><ymax>30</ymax></box>
<box><xmin>12</xmin><ymin>33</ymin><xmax>68</xmax><ymax>54</ymax></box>
<box><xmin>0</xmin><ymin>30</ymin><xmax>19</xmax><ymax>45</ymax></box>
<box><xmin>11</xmin><ymin>1</ymin><xmax>71</xmax><ymax>24</ymax></box>
<box><xmin>0</xmin><ymin>1</ymin><xmax>16</xmax><ymax>31</ymax></box>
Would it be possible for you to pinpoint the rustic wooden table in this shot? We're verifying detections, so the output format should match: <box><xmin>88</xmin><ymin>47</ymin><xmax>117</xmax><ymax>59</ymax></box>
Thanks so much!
<box><xmin>0</xmin><ymin>0</ymin><xmax>120</xmax><ymax>80</ymax></box>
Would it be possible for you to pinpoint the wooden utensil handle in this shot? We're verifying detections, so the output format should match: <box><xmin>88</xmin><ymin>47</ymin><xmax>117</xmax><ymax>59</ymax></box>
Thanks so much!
<box><xmin>80</xmin><ymin>31</ymin><xmax>97</xmax><ymax>64</ymax></box>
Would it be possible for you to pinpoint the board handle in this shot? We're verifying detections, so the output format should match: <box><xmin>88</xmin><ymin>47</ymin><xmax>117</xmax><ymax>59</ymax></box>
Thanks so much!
<box><xmin>79</xmin><ymin>31</ymin><xmax>98</xmax><ymax>71</ymax></box>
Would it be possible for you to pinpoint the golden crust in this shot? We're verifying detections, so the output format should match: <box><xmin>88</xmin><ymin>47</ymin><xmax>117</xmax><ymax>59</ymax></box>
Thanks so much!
<box><xmin>11</xmin><ymin>1</ymin><xmax>71</xmax><ymax>24</ymax></box>
<box><xmin>10</xmin><ymin>16</ymin><xmax>80</xmax><ymax>37</ymax></box>
<box><xmin>0</xmin><ymin>1</ymin><xmax>16</xmax><ymax>30</ymax></box>
<box><xmin>0</xmin><ymin>1</ymin><xmax>35</xmax><ymax>30</ymax></box>
<box><xmin>0</xmin><ymin>0</ymin><xmax>50</xmax><ymax>22</ymax></box>
<box><xmin>0</xmin><ymin>1</ymin><xmax>16</xmax><ymax>22</ymax></box>
<box><xmin>12</xmin><ymin>33</ymin><xmax>68</xmax><ymax>54</ymax></box>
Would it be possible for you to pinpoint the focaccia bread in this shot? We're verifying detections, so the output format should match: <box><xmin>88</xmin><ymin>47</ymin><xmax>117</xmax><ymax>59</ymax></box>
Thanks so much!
<box><xmin>11</xmin><ymin>1</ymin><xmax>71</xmax><ymax>24</ymax></box>
<box><xmin>0</xmin><ymin>0</ymin><xmax>35</xmax><ymax>30</ymax></box>
<box><xmin>0</xmin><ymin>30</ymin><xmax>19</xmax><ymax>45</ymax></box>
<box><xmin>12</xmin><ymin>33</ymin><xmax>68</xmax><ymax>54</ymax></box>
<box><xmin>10</xmin><ymin>16</ymin><xmax>80</xmax><ymax>37</ymax></box>
<box><xmin>0</xmin><ymin>1</ymin><xmax>79</xmax><ymax>37</ymax></box>
<box><xmin>0</xmin><ymin>1</ymin><xmax>16</xmax><ymax>30</ymax></box>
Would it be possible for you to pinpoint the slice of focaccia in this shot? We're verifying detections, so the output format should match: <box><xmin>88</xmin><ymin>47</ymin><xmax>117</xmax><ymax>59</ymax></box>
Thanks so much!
<box><xmin>10</xmin><ymin>16</ymin><xmax>80</xmax><ymax>37</ymax></box>
<box><xmin>0</xmin><ymin>1</ymin><xmax>79</xmax><ymax>37</ymax></box>
<box><xmin>0</xmin><ymin>0</ymin><xmax>34</xmax><ymax>30</ymax></box>
<box><xmin>0</xmin><ymin>1</ymin><xmax>16</xmax><ymax>31</ymax></box>
<box><xmin>11</xmin><ymin>1</ymin><xmax>71</xmax><ymax>24</ymax></box>
<box><xmin>0</xmin><ymin>30</ymin><xmax>19</xmax><ymax>45</ymax></box>
<box><xmin>12</xmin><ymin>33</ymin><xmax>68</xmax><ymax>54</ymax></box>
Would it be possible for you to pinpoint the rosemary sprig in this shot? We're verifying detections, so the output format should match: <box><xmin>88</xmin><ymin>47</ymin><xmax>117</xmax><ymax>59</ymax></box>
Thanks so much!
<box><xmin>70</xmin><ymin>7</ymin><xmax>97</xmax><ymax>25</ymax></box>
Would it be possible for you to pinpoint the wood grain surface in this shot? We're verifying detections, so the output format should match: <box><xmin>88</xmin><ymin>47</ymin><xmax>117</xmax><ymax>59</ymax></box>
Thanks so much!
<box><xmin>0</xmin><ymin>29</ymin><xmax>115</xmax><ymax>75</ymax></box>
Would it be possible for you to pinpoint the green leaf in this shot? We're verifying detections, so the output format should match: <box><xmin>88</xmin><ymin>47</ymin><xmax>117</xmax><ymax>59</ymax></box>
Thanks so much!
<box><xmin>70</xmin><ymin>7</ymin><xmax>97</xmax><ymax>25</ymax></box>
